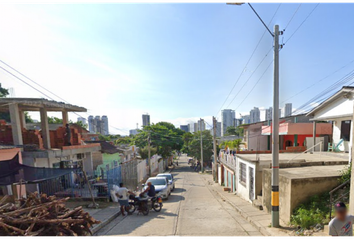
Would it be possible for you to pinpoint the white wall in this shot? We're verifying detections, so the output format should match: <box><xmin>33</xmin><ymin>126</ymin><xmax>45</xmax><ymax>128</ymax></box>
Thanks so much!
<box><xmin>236</xmin><ymin>157</ymin><xmax>256</xmax><ymax>203</ymax></box>
<box><xmin>313</xmin><ymin>96</ymin><xmax>353</xmax><ymax>120</ymax></box>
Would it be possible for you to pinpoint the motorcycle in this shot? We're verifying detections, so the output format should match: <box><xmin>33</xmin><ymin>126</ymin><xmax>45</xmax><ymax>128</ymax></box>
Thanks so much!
<box><xmin>127</xmin><ymin>193</ymin><xmax>163</xmax><ymax>215</ymax></box>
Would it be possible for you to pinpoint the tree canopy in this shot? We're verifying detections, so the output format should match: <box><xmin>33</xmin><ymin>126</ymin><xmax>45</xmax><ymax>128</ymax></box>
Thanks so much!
<box><xmin>131</xmin><ymin>122</ymin><xmax>183</xmax><ymax>159</ymax></box>
<box><xmin>182</xmin><ymin>130</ymin><xmax>213</xmax><ymax>163</ymax></box>
<box><xmin>225</xmin><ymin>126</ymin><xmax>244</xmax><ymax>137</ymax></box>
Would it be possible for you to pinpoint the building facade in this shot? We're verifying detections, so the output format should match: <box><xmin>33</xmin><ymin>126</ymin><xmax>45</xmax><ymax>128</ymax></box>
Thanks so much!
<box><xmin>250</xmin><ymin>107</ymin><xmax>260</xmax><ymax>123</ymax></box>
<box><xmin>285</xmin><ymin>103</ymin><xmax>292</xmax><ymax>117</ymax></box>
<box><xmin>180</xmin><ymin>125</ymin><xmax>189</xmax><ymax>132</ymax></box>
<box><xmin>88</xmin><ymin>115</ymin><xmax>109</xmax><ymax>135</ymax></box>
<box><xmin>221</xmin><ymin>109</ymin><xmax>235</xmax><ymax>136</ymax></box>
<box><xmin>142</xmin><ymin>114</ymin><xmax>150</xmax><ymax>127</ymax></box>
<box><xmin>77</xmin><ymin>117</ymin><xmax>87</xmax><ymax>125</ymax></box>
<box><xmin>265</xmin><ymin>107</ymin><xmax>272</xmax><ymax>121</ymax></box>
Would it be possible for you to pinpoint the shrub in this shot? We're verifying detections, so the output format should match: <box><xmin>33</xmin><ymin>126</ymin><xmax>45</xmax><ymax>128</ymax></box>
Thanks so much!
<box><xmin>290</xmin><ymin>193</ymin><xmax>330</xmax><ymax>229</ymax></box>
<box><xmin>339</xmin><ymin>163</ymin><xmax>351</xmax><ymax>184</ymax></box>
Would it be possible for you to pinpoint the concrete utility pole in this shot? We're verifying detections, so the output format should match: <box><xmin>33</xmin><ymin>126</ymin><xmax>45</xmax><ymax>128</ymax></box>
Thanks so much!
<box><xmin>212</xmin><ymin>117</ymin><xmax>218</xmax><ymax>182</ymax></box>
<box><xmin>227</xmin><ymin>2</ymin><xmax>281</xmax><ymax>228</ymax></box>
<box><xmin>148</xmin><ymin>131</ymin><xmax>151</xmax><ymax>176</ymax></box>
<box><xmin>271</xmin><ymin>24</ymin><xmax>280</xmax><ymax>228</ymax></box>
<box><xmin>200</xmin><ymin>118</ymin><xmax>204</xmax><ymax>173</ymax></box>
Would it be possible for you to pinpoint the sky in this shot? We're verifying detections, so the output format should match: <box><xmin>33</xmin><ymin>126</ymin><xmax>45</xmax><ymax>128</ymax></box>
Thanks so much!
<box><xmin>1</xmin><ymin>3</ymin><xmax>354</xmax><ymax>135</ymax></box>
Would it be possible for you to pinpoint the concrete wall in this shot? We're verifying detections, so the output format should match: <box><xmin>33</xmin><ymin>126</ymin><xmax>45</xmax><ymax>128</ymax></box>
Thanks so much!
<box><xmin>263</xmin><ymin>168</ymin><xmax>341</xmax><ymax>223</ymax></box>
<box><xmin>236</xmin><ymin>158</ymin><xmax>256</xmax><ymax>202</ymax></box>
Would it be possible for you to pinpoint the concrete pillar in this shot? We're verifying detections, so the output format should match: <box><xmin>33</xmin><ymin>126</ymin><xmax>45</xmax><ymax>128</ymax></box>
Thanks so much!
<box><xmin>40</xmin><ymin>108</ymin><xmax>51</xmax><ymax>149</ymax></box>
<box><xmin>62</xmin><ymin>111</ymin><xmax>68</xmax><ymax>126</ymax></box>
<box><xmin>83</xmin><ymin>152</ymin><xmax>93</xmax><ymax>173</ymax></box>
<box><xmin>312</xmin><ymin>121</ymin><xmax>317</xmax><ymax>153</ymax></box>
<box><xmin>19</xmin><ymin>110</ymin><xmax>26</xmax><ymax>130</ymax></box>
<box><xmin>9</xmin><ymin>103</ymin><xmax>23</xmax><ymax>145</ymax></box>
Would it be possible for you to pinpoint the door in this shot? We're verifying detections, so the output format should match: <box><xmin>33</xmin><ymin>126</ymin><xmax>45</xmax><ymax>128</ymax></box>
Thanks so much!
<box><xmin>249</xmin><ymin>167</ymin><xmax>254</xmax><ymax>200</ymax></box>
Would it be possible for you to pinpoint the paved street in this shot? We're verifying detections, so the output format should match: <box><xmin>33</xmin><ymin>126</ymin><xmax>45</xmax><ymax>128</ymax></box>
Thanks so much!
<box><xmin>96</xmin><ymin>155</ymin><xmax>262</xmax><ymax>236</ymax></box>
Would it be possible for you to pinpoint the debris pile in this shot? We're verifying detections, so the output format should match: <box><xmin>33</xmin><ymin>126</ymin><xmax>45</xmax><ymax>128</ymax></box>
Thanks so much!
<box><xmin>0</xmin><ymin>193</ymin><xmax>100</xmax><ymax>236</ymax></box>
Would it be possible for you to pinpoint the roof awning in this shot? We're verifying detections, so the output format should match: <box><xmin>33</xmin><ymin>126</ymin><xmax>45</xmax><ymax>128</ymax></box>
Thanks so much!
<box><xmin>0</xmin><ymin>98</ymin><xmax>86</xmax><ymax>112</ymax></box>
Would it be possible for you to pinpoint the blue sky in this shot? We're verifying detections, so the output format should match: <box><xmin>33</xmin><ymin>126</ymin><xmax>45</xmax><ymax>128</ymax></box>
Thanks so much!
<box><xmin>1</xmin><ymin>3</ymin><xmax>354</xmax><ymax>134</ymax></box>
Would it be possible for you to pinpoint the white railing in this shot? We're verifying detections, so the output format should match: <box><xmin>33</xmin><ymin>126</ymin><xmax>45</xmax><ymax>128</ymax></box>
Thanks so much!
<box><xmin>288</xmin><ymin>140</ymin><xmax>323</xmax><ymax>163</ymax></box>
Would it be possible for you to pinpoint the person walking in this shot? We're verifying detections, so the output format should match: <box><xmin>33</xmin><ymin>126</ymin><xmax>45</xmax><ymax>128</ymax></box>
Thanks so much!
<box><xmin>329</xmin><ymin>202</ymin><xmax>354</xmax><ymax>236</ymax></box>
<box><xmin>115</xmin><ymin>183</ymin><xmax>133</xmax><ymax>216</ymax></box>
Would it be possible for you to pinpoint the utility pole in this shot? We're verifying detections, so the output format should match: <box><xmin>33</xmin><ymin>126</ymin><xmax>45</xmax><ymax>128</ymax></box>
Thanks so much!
<box><xmin>148</xmin><ymin>131</ymin><xmax>151</xmax><ymax>176</ymax></box>
<box><xmin>212</xmin><ymin>116</ymin><xmax>218</xmax><ymax>182</ymax></box>
<box><xmin>226</xmin><ymin>2</ymin><xmax>281</xmax><ymax>229</ymax></box>
<box><xmin>271</xmin><ymin>24</ymin><xmax>280</xmax><ymax>228</ymax></box>
<box><xmin>200</xmin><ymin>118</ymin><xmax>204</xmax><ymax>173</ymax></box>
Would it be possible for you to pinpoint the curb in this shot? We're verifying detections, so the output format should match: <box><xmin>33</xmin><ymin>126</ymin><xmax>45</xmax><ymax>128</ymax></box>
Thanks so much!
<box><xmin>213</xmin><ymin>188</ymin><xmax>272</xmax><ymax>236</ymax></box>
<box><xmin>91</xmin><ymin>210</ymin><xmax>121</xmax><ymax>235</ymax></box>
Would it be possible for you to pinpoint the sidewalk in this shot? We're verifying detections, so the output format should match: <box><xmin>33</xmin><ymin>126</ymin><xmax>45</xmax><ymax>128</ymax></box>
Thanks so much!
<box><xmin>85</xmin><ymin>205</ymin><xmax>121</xmax><ymax>234</ymax></box>
<box><xmin>201</xmin><ymin>174</ymin><xmax>291</xmax><ymax>236</ymax></box>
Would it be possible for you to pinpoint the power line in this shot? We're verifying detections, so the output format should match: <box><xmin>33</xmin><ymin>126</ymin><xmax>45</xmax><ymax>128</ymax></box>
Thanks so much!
<box><xmin>284</xmin><ymin>4</ymin><xmax>302</xmax><ymax>30</ymax></box>
<box><xmin>281</xmin><ymin>58</ymin><xmax>354</xmax><ymax>104</ymax></box>
<box><xmin>247</xmin><ymin>3</ymin><xmax>274</xmax><ymax>37</ymax></box>
<box><xmin>0</xmin><ymin>60</ymin><xmax>68</xmax><ymax>103</ymax></box>
<box><xmin>215</xmin><ymin>3</ymin><xmax>281</xmax><ymax>116</ymax></box>
<box><xmin>284</xmin><ymin>3</ymin><xmax>320</xmax><ymax>45</ymax></box>
<box><xmin>225</xmin><ymin>47</ymin><xmax>273</xmax><ymax>109</ymax></box>
<box><xmin>235</xmin><ymin>60</ymin><xmax>274</xmax><ymax>111</ymax></box>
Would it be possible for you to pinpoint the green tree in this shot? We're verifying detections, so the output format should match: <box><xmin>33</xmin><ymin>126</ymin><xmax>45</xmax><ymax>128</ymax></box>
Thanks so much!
<box><xmin>24</xmin><ymin>112</ymin><xmax>34</xmax><ymax>123</ymax></box>
<box><xmin>115</xmin><ymin>136</ymin><xmax>132</xmax><ymax>145</ymax></box>
<box><xmin>98</xmin><ymin>134</ymin><xmax>111</xmax><ymax>141</ymax></box>
<box><xmin>225</xmin><ymin>126</ymin><xmax>244</xmax><ymax>137</ymax></box>
<box><xmin>75</xmin><ymin>120</ymin><xmax>88</xmax><ymax>130</ymax></box>
<box><xmin>181</xmin><ymin>132</ymin><xmax>193</xmax><ymax>154</ymax></box>
<box><xmin>131</xmin><ymin>122</ymin><xmax>183</xmax><ymax>159</ymax></box>
<box><xmin>0</xmin><ymin>83</ymin><xmax>9</xmax><ymax>97</ymax></box>
<box><xmin>138</xmin><ymin>146</ymin><xmax>157</xmax><ymax>159</ymax></box>
<box><xmin>188</xmin><ymin>130</ymin><xmax>214</xmax><ymax>164</ymax></box>
<box><xmin>48</xmin><ymin>116</ymin><xmax>63</xmax><ymax>124</ymax></box>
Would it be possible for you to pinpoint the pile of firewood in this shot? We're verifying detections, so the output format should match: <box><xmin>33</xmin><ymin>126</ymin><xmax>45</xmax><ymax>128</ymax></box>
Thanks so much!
<box><xmin>0</xmin><ymin>193</ymin><xmax>100</xmax><ymax>236</ymax></box>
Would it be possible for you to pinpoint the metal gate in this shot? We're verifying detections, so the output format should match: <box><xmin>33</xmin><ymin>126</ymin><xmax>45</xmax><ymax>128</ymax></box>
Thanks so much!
<box><xmin>249</xmin><ymin>167</ymin><xmax>254</xmax><ymax>200</ymax></box>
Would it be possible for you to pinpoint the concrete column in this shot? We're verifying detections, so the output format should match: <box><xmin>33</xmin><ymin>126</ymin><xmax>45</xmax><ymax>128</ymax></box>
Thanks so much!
<box><xmin>19</xmin><ymin>110</ymin><xmax>26</xmax><ymax>130</ymax></box>
<box><xmin>312</xmin><ymin>121</ymin><xmax>317</xmax><ymax>153</ymax></box>
<box><xmin>40</xmin><ymin>108</ymin><xmax>51</xmax><ymax>149</ymax></box>
<box><xmin>9</xmin><ymin>103</ymin><xmax>23</xmax><ymax>145</ymax></box>
<box><xmin>62</xmin><ymin>111</ymin><xmax>68</xmax><ymax>126</ymax></box>
<box><xmin>83</xmin><ymin>152</ymin><xmax>93</xmax><ymax>173</ymax></box>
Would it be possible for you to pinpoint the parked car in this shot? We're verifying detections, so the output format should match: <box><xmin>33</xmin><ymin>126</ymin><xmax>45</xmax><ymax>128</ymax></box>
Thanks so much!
<box><xmin>156</xmin><ymin>173</ymin><xmax>175</xmax><ymax>192</ymax></box>
<box><xmin>143</xmin><ymin>177</ymin><xmax>170</xmax><ymax>200</ymax></box>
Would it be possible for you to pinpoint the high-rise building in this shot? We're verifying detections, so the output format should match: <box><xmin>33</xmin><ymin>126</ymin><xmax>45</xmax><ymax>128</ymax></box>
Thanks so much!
<box><xmin>87</xmin><ymin>115</ymin><xmax>109</xmax><ymax>135</ymax></box>
<box><xmin>279</xmin><ymin>109</ymin><xmax>282</xmax><ymax>118</ymax></box>
<box><xmin>194</xmin><ymin>123</ymin><xmax>198</xmax><ymax>132</ymax></box>
<box><xmin>129</xmin><ymin>129</ymin><xmax>138</xmax><ymax>136</ymax></box>
<box><xmin>188</xmin><ymin>123</ymin><xmax>195</xmax><ymax>133</ymax></box>
<box><xmin>101</xmin><ymin>115</ymin><xmax>109</xmax><ymax>135</ymax></box>
<box><xmin>265</xmin><ymin>107</ymin><xmax>272</xmax><ymax>121</ymax></box>
<box><xmin>221</xmin><ymin>109</ymin><xmax>235</xmax><ymax>136</ymax></box>
<box><xmin>196</xmin><ymin>119</ymin><xmax>206</xmax><ymax>132</ymax></box>
<box><xmin>216</xmin><ymin>122</ymin><xmax>222</xmax><ymax>137</ymax></box>
<box><xmin>88</xmin><ymin>116</ymin><xmax>94</xmax><ymax>133</ymax></box>
<box><xmin>285</xmin><ymin>103</ymin><xmax>292</xmax><ymax>117</ymax></box>
<box><xmin>242</xmin><ymin>115</ymin><xmax>250</xmax><ymax>124</ymax></box>
<box><xmin>77</xmin><ymin>117</ymin><xmax>87</xmax><ymax>125</ymax></box>
<box><xmin>250</xmin><ymin>107</ymin><xmax>260</xmax><ymax>123</ymax></box>
<box><xmin>142</xmin><ymin>114</ymin><xmax>150</xmax><ymax>127</ymax></box>
<box><xmin>233</xmin><ymin>118</ymin><xmax>243</xmax><ymax>127</ymax></box>
<box><xmin>180</xmin><ymin>125</ymin><xmax>189</xmax><ymax>132</ymax></box>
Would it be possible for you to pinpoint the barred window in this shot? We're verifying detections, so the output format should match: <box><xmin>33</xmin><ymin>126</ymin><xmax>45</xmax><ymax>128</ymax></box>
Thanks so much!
<box><xmin>239</xmin><ymin>162</ymin><xmax>247</xmax><ymax>185</ymax></box>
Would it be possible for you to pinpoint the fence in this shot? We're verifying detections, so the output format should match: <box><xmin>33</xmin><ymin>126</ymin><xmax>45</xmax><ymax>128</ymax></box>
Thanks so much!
<box><xmin>30</xmin><ymin>166</ymin><xmax>123</xmax><ymax>199</ymax></box>
<box><xmin>121</xmin><ymin>159</ymin><xmax>138</xmax><ymax>190</ymax></box>
<box><xmin>137</xmin><ymin>160</ymin><xmax>148</xmax><ymax>183</ymax></box>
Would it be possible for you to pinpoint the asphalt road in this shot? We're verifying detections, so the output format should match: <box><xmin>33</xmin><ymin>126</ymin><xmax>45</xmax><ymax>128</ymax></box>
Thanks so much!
<box><xmin>95</xmin><ymin>155</ymin><xmax>262</xmax><ymax>236</ymax></box>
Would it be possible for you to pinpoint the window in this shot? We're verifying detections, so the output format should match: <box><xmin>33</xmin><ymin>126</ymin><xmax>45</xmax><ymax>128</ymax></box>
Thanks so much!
<box><xmin>239</xmin><ymin>162</ymin><xmax>247</xmax><ymax>186</ymax></box>
<box><xmin>341</xmin><ymin>120</ymin><xmax>351</xmax><ymax>141</ymax></box>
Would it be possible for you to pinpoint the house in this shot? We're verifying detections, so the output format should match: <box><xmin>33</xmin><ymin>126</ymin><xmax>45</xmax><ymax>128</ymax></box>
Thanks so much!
<box><xmin>0</xmin><ymin>98</ymin><xmax>101</xmax><ymax>173</ymax></box>
<box><xmin>85</xmin><ymin>140</ymin><xmax>123</xmax><ymax>176</ymax></box>
<box><xmin>307</xmin><ymin>86</ymin><xmax>354</xmax><ymax>161</ymax></box>
<box><xmin>240</xmin><ymin>114</ymin><xmax>332</xmax><ymax>152</ymax></box>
